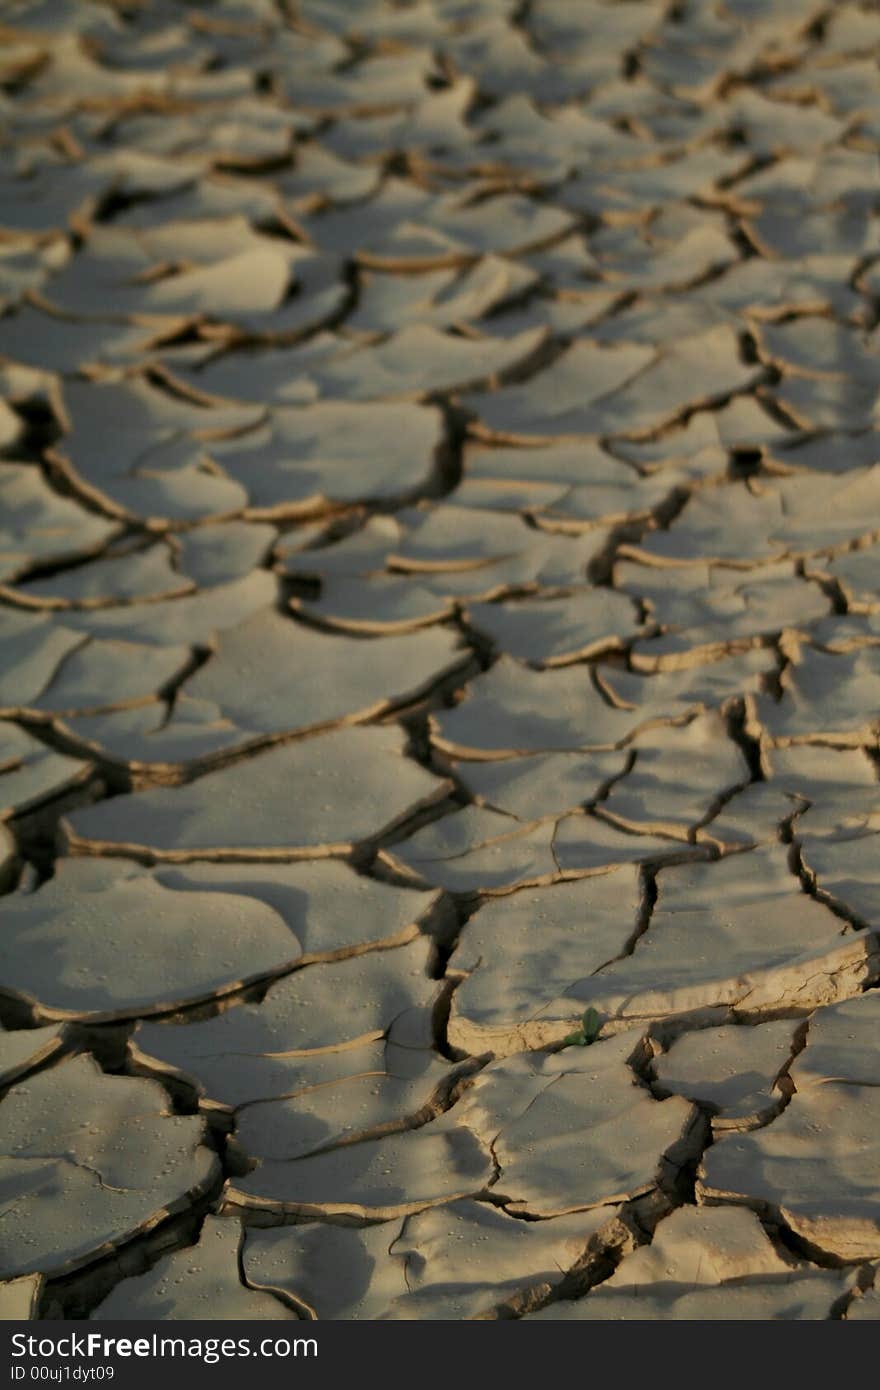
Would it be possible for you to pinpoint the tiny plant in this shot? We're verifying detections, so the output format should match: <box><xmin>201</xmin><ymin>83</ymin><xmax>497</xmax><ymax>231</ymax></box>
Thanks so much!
<box><xmin>561</xmin><ymin>1006</ymin><xmax>603</xmax><ymax>1048</ymax></box>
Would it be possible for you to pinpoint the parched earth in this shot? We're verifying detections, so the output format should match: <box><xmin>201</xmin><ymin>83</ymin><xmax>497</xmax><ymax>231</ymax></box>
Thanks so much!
<box><xmin>0</xmin><ymin>0</ymin><xmax>879</xmax><ymax>1323</ymax></box>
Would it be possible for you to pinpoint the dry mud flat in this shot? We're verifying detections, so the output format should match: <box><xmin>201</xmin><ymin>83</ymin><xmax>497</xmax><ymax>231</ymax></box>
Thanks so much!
<box><xmin>1</xmin><ymin>0</ymin><xmax>879</xmax><ymax>1325</ymax></box>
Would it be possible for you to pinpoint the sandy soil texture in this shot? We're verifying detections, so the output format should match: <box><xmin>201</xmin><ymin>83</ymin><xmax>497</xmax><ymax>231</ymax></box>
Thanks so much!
<box><xmin>0</xmin><ymin>0</ymin><xmax>879</xmax><ymax>1322</ymax></box>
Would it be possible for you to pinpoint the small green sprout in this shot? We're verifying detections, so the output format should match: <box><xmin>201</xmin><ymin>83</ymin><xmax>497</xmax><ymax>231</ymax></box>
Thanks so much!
<box><xmin>560</xmin><ymin>1007</ymin><xmax>603</xmax><ymax>1049</ymax></box>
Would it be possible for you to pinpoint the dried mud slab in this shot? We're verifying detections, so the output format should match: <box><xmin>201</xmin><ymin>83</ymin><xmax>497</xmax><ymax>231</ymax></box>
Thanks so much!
<box><xmin>294</xmin><ymin>519</ymin><xmax>609</xmax><ymax>635</ymax></box>
<box><xmin>63</xmin><ymin>726</ymin><xmax>451</xmax><ymax>860</ymax></box>
<box><xmin>589</xmin><ymin>211</ymin><xmax>736</xmax><ymax>294</ymax></box>
<box><xmin>847</xmin><ymin>1284</ymin><xmax>880</xmax><ymax>1321</ymax></box>
<box><xmin>226</xmin><ymin>1120</ymin><xmax>494</xmax><ymax>1221</ymax></box>
<box><xmin>49</xmin><ymin>377</ymin><xmax>263</xmax><ymax>523</ymax></box>
<box><xmin>0</xmin><ymin>823</ymin><xmax>17</xmax><ymax>890</ymax></box>
<box><xmin>349</xmin><ymin>257</ymin><xmax>537</xmax><ymax>335</ymax></box>
<box><xmin>465</xmin><ymin>590</ymin><xmax>644</xmax><ymax>666</ymax></box>
<box><xmin>797</xmin><ymin>833</ymin><xmax>879</xmax><ymax>929</ymax></box>
<box><xmin>817</xmin><ymin>547</ymin><xmax>880</xmax><ymax>615</ymax></box>
<box><xmin>383</xmin><ymin>799</ymin><xmax>708</xmax><ymax>897</ymax></box>
<box><xmin>0</xmin><ymin>721</ymin><xmax>91</xmax><ymax>819</ymax></box>
<box><xmin>461</xmin><ymin>440</ymin><xmax>678</xmax><ymax>526</ymax></box>
<box><xmin>282</xmin><ymin>505</ymin><xmax>606</xmax><ymax>572</ymax></box>
<box><xmin>617</xmin><ymin>561</ymin><xmax>830</xmax><ymax>669</ymax></box>
<box><xmin>0</xmin><ymin>1024</ymin><xmax>65</xmax><ymax>1089</ymax></box>
<box><xmin>174</xmin><ymin>522</ymin><xmax>277</xmax><ymax>589</ymax></box>
<box><xmin>504</xmin><ymin>846</ymin><xmax>879</xmax><ymax>1039</ymax></box>
<box><xmin>447</xmin><ymin>869</ymin><xmax>643</xmax><ymax>1057</ymax></box>
<box><xmin>147</xmin><ymin>862</ymin><xmax>446</xmax><ymax>971</ymax></box>
<box><xmin>380</xmin><ymin>1201</ymin><xmax>616</xmax><ymax>1319</ymax></box>
<box><xmin>384</xmin><ymin>505</ymin><xmax>595</xmax><ymax>574</ymax></box>
<box><xmin>698</xmin><ymin>1084</ymin><xmax>880</xmax><ymax>1261</ymax></box>
<box><xmin>0</xmin><ymin>463</ymin><xmax>119</xmax><ymax>582</ymax></box>
<box><xmin>90</xmin><ymin>1217</ymin><xmax>295</xmax><ymax>1321</ymax></box>
<box><xmin>321</xmin><ymin>188</ymin><xmax>574</xmax><ymax>267</ymax></box>
<box><xmin>54</xmin><ymin>571</ymin><xmax>279</xmax><ymax>650</ymax></box>
<box><xmin>231</xmin><ymin>1040</ymin><xmax>456</xmax><ymax>1167</ymax></box>
<box><xmin>0</xmin><ymin>1055</ymin><xmax>219</xmax><ymax>1281</ymax></box>
<box><xmin>244</xmin><ymin>1199</ymin><xmax>617</xmax><ymax>1320</ymax></box>
<box><xmin>532</xmin><ymin>1205</ymin><xmax>855</xmax><ymax>1320</ymax></box>
<box><xmin>0</xmin><ymin>1275</ymin><xmax>42</xmax><ymax>1321</ymax></box>
<box><xmin>431</xmin><ymin>650</ymin><xmax>775</xmax><ymax>758</ymax></box>
<box><xmin>694</xmin><ymin>782</ymin><xmax>804</xmax><ymax>854</ymax></box>
<box><xmin>0</xmin><ymin>306</ymin><xmax>157</xmax><ymax>378</ymax></box>
<box><xmin>28</xmin><ymin>637</ymin><xmax>192</xmax><ymax>717</ymax></box>
<box><xmin>652</xmin><ymin>1020</ymin><xmax>799</xmax><ymax>1132</ymax></box>
<box><xmin>451</xmin><ymin>748</ymin><xmax>628</xmax><ymax>822</ymax></box>
<box><xmin>207</xmin><ymin>401</ymin><xmax>446</xmax><ymax>518</ymax></box>
<box><xmin>598</xmin><ymin>713</ymin><xmax>749</xmax><ymax>839</ymax></box>
<box><xmin>597</xmin><ymin>650</ymin><xmax>772</xmax><ymax>722</ymax></box>
<box><xmin>623</xmin><ymin>472</ymin><xmax>880</xmax><ymax>569</ymax></box>
<box><xmin>0</xmin><ymin>610</ymin><xmax>89</xmax><ymax>711</ymax></box>
<box><xmin>465</xmin><ymin>328</ymin><xmax>760</xmax><ymax>442</ymax></box>
<box><xmin>765</xmin><ymin>745</ymin><xmax>879</xmax><ymax>841</ymax></box>
<box><xmin>430</xmin><ymin>659</ymin><xmax>643</xmax><ymax>758</ymax></box>
<box><xmin>457</xmin><ymin>1031</ymin><xmax>701</xmax><ymax>1217</ymax></box>
<box><xmin>132</xmin><ymin>935</ymin><xmax>444</xmax><ymax>1112</ymax></box>
<box><xmin>379</xmin><ymin>808</ymin><xmax>561</xmax><ymax>895</ymax></box>
<box><xmin>550</xmin><ymin>813</ymin><xmax>709</xmax><ymax>878</ymax></box>
<box><xmin>613</xmin><ymin>397</ymin><xmax>792</xmax><ymax>475</ymax></box>
<box><xmin>284</xmin><ymin>324</ymin><xmax>546</xmax><ymax>402</ymax></box>
<box><xmin>0</xmin><ymin>610</ymin><xmax>192</xmax><ymax>719</ymax></box>
<box><xmin>244</xmin><ymin>1220</ymin><xmax>409</xmax><ymax>1321</ymax></box>
<box><xmin>171</xmin><ymin>340</ymin><xmax>351</xmax><ymax>412</ymax></box>
<box><xmin>699</xmin><ymin>994</ymin><xmax>880</xmax><ymax>1260</ymax></box>
<box><xmin>0</xmin><ymin>857</ymin><xmax>369</xmax><ymax>1022</ymax></box>
<box><xmin>13</xmin><ymin>544</ymin><xmax>193</xmax><ymax>610</ymax></box>
<box><xmin>463</xmin><ymin>340</ymin><xmax>655</xmax><ymax>442</ymax></box>
<box><xmin>35</xmin><ymin>222</ymin><xmax>309</xmax><ymax>329</ymax></box>
<box><xmin>790</xmin><ymin>993</ymin><xmax>880</xmax><ymax>1091</ymax></box>
<box><xmin>756</xmin><ymin>646</ymin><xmax>880</xmax><ymax>747</ymax></box>
<box><xmin>65</xmin><ymin>607</ymin><xmax>468</xmax><ymax>769</ymax></box>
<box><xmin>157</xmin><ymin>608</ymin><xmax>467</xmax><ymax>753</ymax></box>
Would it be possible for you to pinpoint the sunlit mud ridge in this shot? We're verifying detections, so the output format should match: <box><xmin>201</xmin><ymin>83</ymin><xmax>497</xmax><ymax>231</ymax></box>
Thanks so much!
<box><xmin>1</xmin><ymin>0</ymin><xmax>879</xmax><ymax>1323</ymax></box>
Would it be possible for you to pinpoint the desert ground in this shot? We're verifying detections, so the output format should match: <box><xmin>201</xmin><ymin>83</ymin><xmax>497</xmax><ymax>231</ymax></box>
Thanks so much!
<box><xmin>0</xmin><ymin>0</ymin><xmax>879</xmax><ymax>1322</ymax></box>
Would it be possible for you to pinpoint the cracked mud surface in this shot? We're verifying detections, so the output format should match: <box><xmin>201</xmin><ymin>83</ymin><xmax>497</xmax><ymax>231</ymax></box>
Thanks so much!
<box><xmin>0</xmin><ymin>0</ymin><xmax>878</xmax><ymax>1325</ymax></box>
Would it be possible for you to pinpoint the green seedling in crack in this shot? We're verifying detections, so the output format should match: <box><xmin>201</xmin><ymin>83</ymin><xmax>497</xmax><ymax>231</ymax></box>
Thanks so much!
<box><xmin>561</xmin><ymin>1007</ymin><xmax>603</xmax><ymax>1049</ymax></box>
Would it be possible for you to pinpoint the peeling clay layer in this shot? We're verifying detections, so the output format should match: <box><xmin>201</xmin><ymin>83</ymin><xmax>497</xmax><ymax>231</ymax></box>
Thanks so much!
<box><xmin>1</xmin><ymin>0</ymin><xmax>880</xmax><ymax>1324</ymax></box>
